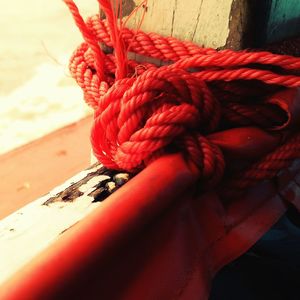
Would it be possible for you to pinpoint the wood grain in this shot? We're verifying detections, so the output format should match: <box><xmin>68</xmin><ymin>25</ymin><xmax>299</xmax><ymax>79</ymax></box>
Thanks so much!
<box><xmin>127</xmin><ymin>0</ymin><xmax>240</xmax><ymax>49</ymax></box>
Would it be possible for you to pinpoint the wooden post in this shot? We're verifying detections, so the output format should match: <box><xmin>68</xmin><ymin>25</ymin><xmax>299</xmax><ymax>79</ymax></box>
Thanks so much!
<box><xmin>125</xmin><ymin>0</ymin><xmax>251</xmax><ymax>50</ymax></box>
<box><xmin>124</xmin><ymin>0</ymin><xmax>300</xmax><ymax>49</ymax></box>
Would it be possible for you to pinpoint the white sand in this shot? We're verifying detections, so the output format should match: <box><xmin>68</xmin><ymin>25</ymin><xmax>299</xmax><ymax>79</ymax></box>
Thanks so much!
<box><xmin>0</xmin><ymin>1</ymin><xmax>99</xmax><ymax>154</ymax></box>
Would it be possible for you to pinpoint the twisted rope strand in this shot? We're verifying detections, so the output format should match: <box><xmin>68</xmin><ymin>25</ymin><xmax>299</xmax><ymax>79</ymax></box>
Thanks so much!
<box><xmin>221</xmin><ymin>133</ymin><xmax>300</xmax><ymax>197</ymax></box>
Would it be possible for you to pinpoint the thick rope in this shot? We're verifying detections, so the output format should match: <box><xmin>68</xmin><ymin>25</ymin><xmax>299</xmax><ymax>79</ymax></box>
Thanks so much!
<box><xmin>221</xmin><ymin>133</ymin><xmax>300</xmax><ymax>198</ymax></box>
<box><xmin>64</xmin><ymin>0</ymin><xmax>300</xmax><ymax>197</ymax></box>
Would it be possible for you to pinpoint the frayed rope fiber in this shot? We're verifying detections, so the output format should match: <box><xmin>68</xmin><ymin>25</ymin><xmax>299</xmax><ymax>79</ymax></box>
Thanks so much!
<box><xmin>64</xmin><ymin>0</ymin><xmax>300</xmax><ymax>196</ymax></box>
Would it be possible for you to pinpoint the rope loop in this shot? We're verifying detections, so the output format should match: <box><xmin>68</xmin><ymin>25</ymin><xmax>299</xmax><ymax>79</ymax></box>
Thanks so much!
<box><xmin>91</xmin><ymin>66</ymin><xmax>223</xmax><ymax>176</ymax></box>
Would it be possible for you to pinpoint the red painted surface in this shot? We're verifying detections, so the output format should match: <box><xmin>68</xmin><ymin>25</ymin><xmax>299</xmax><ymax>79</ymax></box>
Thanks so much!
<box><xmin>0</xmin><ymin>116</ymin><xmax>92</xmax><ymax>219</ymax></box>
<box><xmin>1</xmin><ymin>152</ymin><xmax>299</xmax><ymax>299</ymax></box>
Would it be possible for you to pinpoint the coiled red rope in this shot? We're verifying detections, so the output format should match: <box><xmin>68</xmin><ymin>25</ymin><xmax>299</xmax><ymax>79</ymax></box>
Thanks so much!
<box><xmin>64</xmin><ymin>0</ymin><xmax>300</xmax><ymax>197</ymax></box>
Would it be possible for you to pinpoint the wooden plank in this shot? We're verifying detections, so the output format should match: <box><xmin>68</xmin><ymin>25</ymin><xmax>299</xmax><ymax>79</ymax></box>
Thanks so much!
<box><xmin>0</xmin><ymin>163</ymin><xmax>130</xmax><ymax>285</ymax></box>
<box><xmin>0</xmin><ymin>164</ymin><xmax>102</xmax><ymax>285</ymax></box>
<box><xmin>0</xmin><ymin>116</ymin><xmax>93</xmax><ymax>220</ymax></box>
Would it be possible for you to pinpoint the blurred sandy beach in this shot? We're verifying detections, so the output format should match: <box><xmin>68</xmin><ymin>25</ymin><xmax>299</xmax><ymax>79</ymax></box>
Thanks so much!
<box><xmin>0</xmin><ymin>1</ymin><xmax>98</xmax><ymax>154</ymax></box>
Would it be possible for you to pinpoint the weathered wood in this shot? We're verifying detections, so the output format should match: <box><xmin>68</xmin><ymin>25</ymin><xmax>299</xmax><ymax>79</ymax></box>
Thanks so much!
<box><xmin>126</xmin><ymin>0</ymin><xmax>250</xmax><ymax>50</ymax></box>
<box><xmin>0</xmin><ymin>164</ymin><xmax>129</xmax><ymax>285</ymax></box>
<box><xmin>125</xmin><ymin>0</ymin><xmax>300</xmax><ymax>49</ymax></box>
<box><xmin>0</xmin><ymin>166</ymin><xmax>99</xmax><ymax>284</ymax></box>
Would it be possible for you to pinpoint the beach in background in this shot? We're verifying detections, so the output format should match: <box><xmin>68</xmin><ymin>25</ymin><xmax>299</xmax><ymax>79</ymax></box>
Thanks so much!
<box><xmin>0</xmin><ymin>1</ymin><xmax>98</xmax><ymax>154</ymax></box>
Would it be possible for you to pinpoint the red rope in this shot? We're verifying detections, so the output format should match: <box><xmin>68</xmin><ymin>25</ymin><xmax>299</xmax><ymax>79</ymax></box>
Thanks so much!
<box><xmin>221</xmin><ymin>133</ymin><xmax>300</xmax><ymax>198</ymax></box>
<box><xmin>64</xmin><ymin>1</ymin><xmax>300</xmax><ymax>196</ymax></box>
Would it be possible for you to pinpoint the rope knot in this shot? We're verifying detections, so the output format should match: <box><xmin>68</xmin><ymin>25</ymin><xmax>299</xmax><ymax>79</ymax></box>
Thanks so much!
<box><xmin>91</xmin><ymin>66</ymin><xmax>224</xmax><ymax>184</ymax></box>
